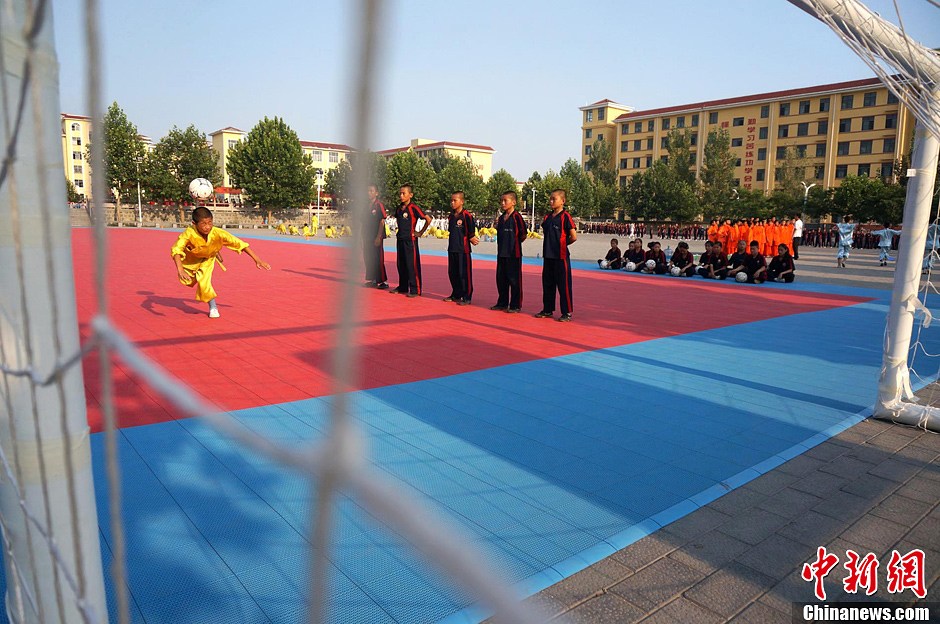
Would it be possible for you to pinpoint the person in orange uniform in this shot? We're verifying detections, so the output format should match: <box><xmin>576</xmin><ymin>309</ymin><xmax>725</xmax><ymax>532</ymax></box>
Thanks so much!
<box><xmin>707</xmin><ymin>219</ymin><xmax>719</xmax><ymax>244</ymax></box>
<box><xmin>719</xmin><ymin>219</ymin><xmax>733</xmax><ymax>256</ymax></box>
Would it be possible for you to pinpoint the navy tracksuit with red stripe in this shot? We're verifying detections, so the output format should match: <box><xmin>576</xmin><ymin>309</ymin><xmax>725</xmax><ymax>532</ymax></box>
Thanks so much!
<box><xmin>447</xmin><ymin>209</ymin><xmax>476</xmax><ymax>302</ymax></box>
<box><xmin>363</xmin><ymin>198</ymin><xmax>388</xmax><ymax>284</ymax></box>
<box><xmin>496</xmin><ymin>209</ymin><xmax>527</xmax><ymax>310</ymax></box>
<box><xmin>395</xmin><ymin>201</ymin><xmax>428</xmax><ymax>294</ymax></box>
<box><xmin>541</xmin><ymin>209</ymin><xmax>575</xmax><ymax>315</ymax></box>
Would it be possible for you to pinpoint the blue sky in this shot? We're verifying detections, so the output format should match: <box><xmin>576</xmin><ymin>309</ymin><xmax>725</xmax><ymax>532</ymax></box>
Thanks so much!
<box><xmin>52</xmin><ymin>0</ymin><xmax>938</xmax><ymax>181</ymax></box>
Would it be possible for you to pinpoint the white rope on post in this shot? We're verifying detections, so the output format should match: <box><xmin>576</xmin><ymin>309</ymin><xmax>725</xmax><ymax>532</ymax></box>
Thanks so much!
<box><xmin>0</xmin><ymin>0</ymin><xmax>108</xmax><ymax>621</ymax></box>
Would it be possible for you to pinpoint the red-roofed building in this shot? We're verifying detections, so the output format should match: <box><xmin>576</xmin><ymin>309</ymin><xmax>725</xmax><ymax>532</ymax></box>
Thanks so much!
<box><xmin>581</xmin><ymin>77</ymin><xmax>915</xmax><ymax>192</ymax></box>
<box><xmin>376</xmin><ymin>138</ymin><xmax>496</xmax><ymax>180</ymax></box>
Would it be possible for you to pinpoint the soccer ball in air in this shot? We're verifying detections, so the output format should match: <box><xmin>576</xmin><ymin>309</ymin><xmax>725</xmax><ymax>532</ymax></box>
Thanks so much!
<box><xmin>670</xmin><ymin>266</ymin><xmax>682</xmax><ymax>277</ymax></box>
<box><xmin>735</xmin><ymin>272</ymin><xmax>748</xmax><ymax>282</ymax></box>
<box><xmin>645</xmin><ymin>259</ymin><xmax>657</xmax><ymax>269</ymax></box>
<box><xmin>624</xmin><ymin>261</ymin><xmax>636</xmax><ymax>272</ymax></box>
<box><xmin>189</xmin><ymin>178</ymin><xmax>214</xmax><ymax>200</ymax></box>
<box><xmin>600</xmin><ymin>260</ymin><xmax>609</xmax><ymax>269</ymax></box>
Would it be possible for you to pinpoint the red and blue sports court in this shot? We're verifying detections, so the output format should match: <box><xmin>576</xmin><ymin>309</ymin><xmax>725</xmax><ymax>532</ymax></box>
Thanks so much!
<box><xmin>20</xmin><ymin>228</ymin><xmax>936</xmax><ymax>623</ymax></box>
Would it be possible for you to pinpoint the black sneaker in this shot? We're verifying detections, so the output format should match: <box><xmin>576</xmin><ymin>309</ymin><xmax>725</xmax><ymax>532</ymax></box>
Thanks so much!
<box><xmin>456</xmin><ymin>299</ymin><xmax>471</xmax><ymax>306</ymax></box>
<box><xmin>490</xmin><ymin>305</ymin><xmax>507</xmax><ymax>311</ymax></box>
<box><xmin>363</xmin><ymin>280</ymin><xmax>376</xmax><ymax>288</ymax></box>
<box><xmin>534</xmin><ymin>310</ymin><xmax>553</xmax><ymax>318</ymax></box>
<box><xmin>506</xmin><ymin>308</ymin><xmax>520</xmax><ymax>314</ymax></box>
<box><xmin>407</xmin><ymin>292</ymin><xmax>419</xmax><ymax>298</ymax></box>
<box><xmin>376</xmin><ymin>282</ymin><xmax>389</xmax><ymax>290</ymax></box>
<box><xmin>443</xmin><ymin>297</ymin><xmax>455</xmax><ymax>302</ymax></box>
<box><xmin>558</xmin><ymin>313</ymin><xmax>573</xmax><ymax>322</ymax></box>
<box><xmin>390</xmin><ymin>287</ymin><xmax>404</xmax><ymax>294</ymax></box>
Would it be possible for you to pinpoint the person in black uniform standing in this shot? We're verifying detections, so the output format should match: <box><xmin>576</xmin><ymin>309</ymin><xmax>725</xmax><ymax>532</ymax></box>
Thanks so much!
<box><xmin>535</xmin><ymin>189</ymin><xmax>577</xmax><ymax>322</ymax></box>
<box><xmin>445</xmin><ymin>191</ymin><xmax>479</xmax><ymax>305</ymax></box>
<box><xmin>363</xmin><ymin>184</ymin><xmax>389</xmax><ymax>289</ymax></box>
<box><xmin>391</xmin><ymin>184</ymin><xmax>429</xmax><ymax>297</ymax></box>
<box><xmin>491</xmin><ymin>190</ymin><xmax>528</xmax><ymax>313</ymax></box>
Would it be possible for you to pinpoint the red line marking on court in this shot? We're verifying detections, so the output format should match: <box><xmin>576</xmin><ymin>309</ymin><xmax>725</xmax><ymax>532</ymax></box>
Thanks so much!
<box><xmin>72</xmin><ymin>229</ymin><xmax>868</xmax><ymax>431</ymax></box>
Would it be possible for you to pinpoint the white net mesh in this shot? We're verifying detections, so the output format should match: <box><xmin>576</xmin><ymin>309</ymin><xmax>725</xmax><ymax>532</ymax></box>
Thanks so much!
<box><xmin>0</xmin><ymin>0</ymin><xmax>542</xmax><ymax>622</ymax></box>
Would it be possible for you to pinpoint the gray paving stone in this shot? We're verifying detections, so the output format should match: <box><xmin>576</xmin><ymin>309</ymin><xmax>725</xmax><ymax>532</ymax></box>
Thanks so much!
<box><xmin>735</xmin><ymin>534</ymin><xmax>812</xmax><ymax>580</ymax></box>
<box><xmin>608</xmin><ymin>557</ymin><xmax>702</xmax><ymax>611</ymax></box>
<box><xmin>756</xmin><ymin>487</ymin><xmax>823</xmax><ymax>519</ymax></box>
<box><xmin>819</xmin><ymin>455</ymin><xmax>879</xmax><ymax>480</ymax></box>
<box><xmin>869</xmin><ymin>458</ymin><xmax>922</xmax><ymax>483</ymax></box>
<box><xmin>891</xmin><ymin>477</ymin><xmax>940</xmax><ymax>504</ymax></box>
<box><xmin>565</xmin><ymin>592</ymin><xmax>646</xmax><ymax>624</ymax></box>
<box><xmin>812</xmin><ymin>489</ymin><xmax>875</xmax><ymax>521</ymax></box>
<box><xmin>716</xmin><ymin>507</ymin><xmax>790</xmax><ymax>545</ymax></box>
<box><xmin>840</xmin><ymin>514</ymin><xmax>911</xmax><ymax>555</ymax></box>
<box><xmin>727</xmin><ymin>601</ymin><xmax>789</xmax><ymax>624</ymax></box>
<box><xmin>833</xmin><ymin>428</ymin><xmax>874</xmax><ymax>445</ymax></box>
<box><xmin>893</xmin><ymin>540</ymin><xmax>940</xmax><ymax>587</ymax></box>
<box><xmin>543</xmin><ymin>566</ymin><xmax>613</xmax><ymax>606</ymax></box>
<box><xmin>868</xmin><ymin>431</ymin><xmax>919</xmax><ymax>453</ymax></box>
<box><xmin>667</xmin><ymin>530</ymin><xmax>750</xmax><ymax>574</ymax></box>
<box><xmin>778</xmin><ymin>510</ymin><xmax>848</xmax><ymax>548</ymax></box>
<box><xmin>789</xmin><ymin>471</ymin><xmax>848</xmax><ymax>498</ymax></box>
<box><xmin>684</xmin><ymin>562</ymin><xmax>775</xmax><ymax>618</ymax></box>
<box><xmin>640</xmin><ymin>598</ymin><xmax>723</xmax><ymax>624</ymax></box>
<box><xmin>611</xmin><ymin>534</ymin><xmax>679</xmax><ymax>571</ymax></box>
<box><xmin>894</xmin><ymin>443</ymin><xmax>939</xmax><ymax>466</ymax></box>
<box><xmin>759</xmin><ymin>573</ymin><xmax>825</xmax><ymax>613</ymax></box>
<box><xmin>776</xmin><ymin>454</ymin><xmax>827</xmax><ymax>477</ymax></box>
<box><xmin>869</xmin><ymin>494</ymin><xmax>932</xmax><ymax>526</ymax></box>
<box><xmin>740</xmin><ymin>470</ymin><xmax>798</xmax><ymax>496</ymax></box>
<box><xmin>659</xmin><ymin>506</ymin><xmax>733</xmax><ymax>542</ymax></box>
<box><xmin>804</xmin><ymin>442</ymin><xmax>849</xmax><ymax>463</ymax></box>
<box><xmin>589</xmin><ymin>557</ymin><xmax>634</xmax><ymax>582</ymax></box>
<box><xmin>843</xmin><ymin>444</ymin><xmax>889</xmax><ymax>466</ymax></box>
<box><xmin>903</xmin><ymin>515</ymin><xmax>940</xmax><ymax>553</ymax></box>
<box><xmin>841</xmin><ymin>472</ymin><xmax>900</xmax><ymax>500</ymax></box>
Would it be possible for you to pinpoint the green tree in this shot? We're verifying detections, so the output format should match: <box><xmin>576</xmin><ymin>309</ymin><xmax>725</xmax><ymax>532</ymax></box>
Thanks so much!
<box><xmin>558</xmin><ymin>158</ymin><xmax>595</xmax><ymax>218</ymax></box>
<box><xmin>384</xmin><ymin>150</ymin><xmax>438</xmax><ymax>211</ymax></box>
<box><xmin>144</xmin><ymin>125</ymin><xmax>220</xmax><ymax>221</ymax></box>
<box><xmin>65</xmin><ymin>178</ymin><xmax>82</xmax><ymax>203</ymax></box>
<box><xmin>733</xmin><ymin>187</ymin><xmax>771</xmax><ymax>220</ymax></box>
<box><xmin>622</xmin><ymin>171</ymin><xmax>652</xmax><ymax>220</ymax></box>
<box><xmin>535</xmin><ymin>169</ymin><xmax>570</xmax><ymax>215</ymax></box>
<box><xmin>644</xmin><ymin>161</ymin><xmax>698</xmax><ymax>222</ymax></box>
<box><xmin>485</xmin><ymin>168</ymin><xmax>518</xmax><ymax>211</ymax></box>
<box><xmin>325</xmin><ymin>151</ymin><xmax>387</xmax><ymax>209</ymax></box>
<box><xmin>700</xmin><ymin>129</ymin><xmax>737</xmax><ymax>218</ymax></box>
<box><xmin>91</xmin><ymin>101</ymin><xmax>146</xmax><ymax>221</ymax></box>
<box><xmin>437</xmin><ymin>157</ymin><xmax>487</xmax><ymax>216</ymax></box>
<box><xmin>586</xmin><ymin>138</ymin><xmax>616</xmax><ymax>188</ymax></box>
<box><xmin>666</xmin><ymin>129</ymin><xmax>695</xmax><ymax>185</ymax></box>
<box><xmin>833</xmin><ymin>175</ymin><xmax>905</xmax><ymax>225</ymax></box>
<box><xmin>521</xmin><ymin>171</ymin><xmax>542</xmax><ymax>214</ymax></box>
<box><xmin>773</xmin><ymin>146</ymin><xmax>811</xmax><ymax>207</ymax></box>
<box><xmin>226</xmin><ymin>117</ymin><xmax>315</xmax><ymax>223</ymax></box>
<box><xmin>803</xmin><ymin>185</ymin><xmax>834</xmax><ymax>220</ymax></box>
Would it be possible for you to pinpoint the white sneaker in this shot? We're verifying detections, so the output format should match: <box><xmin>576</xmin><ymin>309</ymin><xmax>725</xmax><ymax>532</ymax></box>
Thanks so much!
<box><xmin>208</xmin><ymin>308</ymin><xmax>220</xmax><ymax>318</ymax></box>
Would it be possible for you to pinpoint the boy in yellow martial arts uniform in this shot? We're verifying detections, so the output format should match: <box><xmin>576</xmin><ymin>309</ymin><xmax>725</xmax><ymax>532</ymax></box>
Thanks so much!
<box><xmin>171</xmin><ymin>207</ymin><xmax>270</xmax><ymax>318</ymax></box>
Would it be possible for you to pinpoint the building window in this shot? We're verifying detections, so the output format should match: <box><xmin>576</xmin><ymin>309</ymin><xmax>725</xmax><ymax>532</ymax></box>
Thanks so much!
<box><xmin>778</xmin><ymin>125</ymin><xmax>789</xmax><ymax>138</ymax></box>
<box><xmin>690</xmin><ymin>133</ymin><xmax>698</xmax><ymax>146</ymax></box>
<box><xmin>859</xmin><ymin>140</ymin><xmax>873</xmax><ymax>155</ymax></box>
<box><xmin>841</xmin><ymin>94</ymin><xmax>854</xmax><ymax>109</ymax></box>
<box><xmin>648</xmin><ymin>120</ymin><xmax>654</xmax><ymax>132</ymax></box>
<box><xmin>621</xmin><ymin>124</ymin><xmax>629</xmax><ymax>135</ymax></box>
<box><xmin>815</xmin><ymin>165</ymin><xmax>825</xmax><ymax>179</ymax></box>
<box><xmin>585</xmin><ymin>145</ymin><xmax>591</xmax><ymax>156</ymax></box>
<box><xmin>733</xmin><ymin>117</ymin><xmax>744</xmax><ymax>127</ymax></box>
<box><xmin>662</xmin><ymin>118</ymin><xmax>670</xmax><ymax>130</ymax></box>
<box><xmin>779</xmin><ymin>103</ymin><xmax>790</xmax><ymax>117</ymax></box>
<box><xmin>691</xmin><ymin>114</ymin><xmax>699</xmax><ymax>127</ymax></box>
<box><xmin>621</xmin><ymin>141</ymin><xmax>628</xmax><ymax>152</ymax></box>
<box><xmin>74</xmin><ymin>179</ymin><xmax>83</xmax><ymax>188</ymax></box>
<box><xmin>863</xmin><ymin>92</ymin><xmax>877</xmax><ymax>107</ymax></box>
<box><xmin>887</xmin><ymin>92</ymin><xmax>899</xmax><ymax>104</ymax></box>
<box><xmin>884</xmin><ymin>137</ymin><xmax>896</xmax><ymax>153</ymax></box>
<box><xmin>598</xmin><ymin>108</ymin><xmax>605</xmax><ymax>121</ymax></box>
<box><xmin>731</xmin><ymin>138</ymin><xmax>743</xmax><ymax>147</ymax></box>
<box><xmin>584</xmin><ymin>163</ymin><xmax>591</xmax><ymax>172</ymax></box>
<box><xmin>818</xmin><ymin>120</ymin><xmax>828</xmax><ymax>135</ymax></box>
<box><xmin>70</xmin><ymin>122</ymin><xmax>81</xmax><ymax>132</ymax></box>
<box><xmin>820</xmin><ymin>97</ymin><xmax>831</xmax><ymax>112</ymax></box>
<box><xmin>756</xmin><ymin>169</ymin><xmax>765</xmax><ymax>182</ymax></box>
<box><xmin>797</xmin><ymin>122</ymin><xmax>809</xmax><ymax>136</ymax></box>
<box><xmin>585</xmin><ymin>129</ymin><xmax>592</xmax><ymax>139</ymax></box>
<box><xmin>620</xmin><ymin>158</ymin><xmax>628</xmax><ymax>169</ymax></box>
<box><xmin>645</xmin><ymin>156</ymin><xmax>652</xmax><ymax>167</ymax></box>
<box><xmin>709</xmin><ymin>111</ymin><xmax>719</xmax><ymax>124</ymax></box>
<box><xmin>760</xmin><ymin>105</ymin><xmax>769</xmax><ymax>119</ymax></box>
<box><xmin>733</xmin><ymin>178</ymin><xmax>740</xmax><ymax>187</ymax></box>
<box><xmin>71</xmin><ymin>137</ymin><xmax>81</xmax><ymax>146</ymax></box>
<box><xmin>646</xmin><ymin>138</ymin><xmax>653</xmax><ymax>149</ymax></box>
<box><xmin>835</xmin><ymin>164</ymin><xmax>848</xmax><ymax>178</ymax></box>
<box><xmin>313</xmin><ymin>150</ymin><xmax>323</xmax><ymax>161</ymax></box>
<box><xmin>881</xmin><ymin>162</ymin><xmax>894</xmax><ymax>179</ymax></box>
<box><xmin>329</xmin><ymin>151</ymin><xmax>338</xmax><ymax>162</ymax></box>
<box><xmin>676</xmin><ymin>116</ymin><xmax>685</xmax><ymax>128</ymax></box>
<box><xmin>73</xmin><ymin>165</ymin><xmax>83</xmax><ymax>174</ymax></box>
<box><xmin>586</xmin><ymin>110</ymin><xmax>593</xmax><ymax>122</ymax></box>
<box><xmin>71</xmin><ymin>151</ymin><xmax>82</xmax><ymax>160</ymax></box>
<box><xmin>620</xmin><ymin>175</ymin><xmax>627</xmax><ymax>187</ymax></box>
<box><xmin>634</xmin><ymin>122</ymin><xmax>642</xmax><ymax>133</ymax></box>
<box><xmin>661</xmin><ymin>155</ymin><xmax>669</xmax><ymax>164</ymax></box>
<box><xmin>799</xmin><ymin>100</ymin><xmax>811</xmax><ymax>114</ymax></box>
<box><xmin>816</xmin><ymin>143</ymin><xmax>826</xmax><ymax>157</ymax></box>
<box><xmin>634</xmin><ymin>139</ymin><xmax>642</xmax><ymax>151</ymax></box>
<box><xmin>861</xmin><ymin>116</ymin><xmax>875</xmax><ymax>131</ymax></box>
<box><xmin>757</xmin><ymin>148</ymin><xmax>767</xmax><ymax>161</ymax></box>
<box><xmin>776</xmin><ymin>146</ymin><xmax>787</xmax><ymax>159</ymax></box>
<box><xmin>857</xmin><ymin>163</ymin><xmax>871</xmax><ymax>177</ymax></box>
<box><xmin>734</xmin><ymin>158</ymin><xmax>742</xmax><ymax>167</ymax></box>
<box><xmin>839</xmin><ymin>118</ymin><xmax>851</xmax><ymax>133</ymax></box>
<box><xmin>227</xmin><ymin>139</ymin><xmax>238</xmax><ymax>149</ymax></box>
<box><xmin>837</xmin><ymin>141</ymin><xmax>850</xmax><ymax>156</ymax></box>
<box><xmin>691</xmin><ymin>153</ymin><xmax>696</xmax><ymax>164</ymax></box>
<box><xmin>885</xmin><ymin>113</ymin><xmax>897</xmax><ymax>129</ymax></box>
<box><xmin>661</xmin><ymin>137</ymin><xmax>669</xmax><ymax>149</ymax></box>
<box><xmin>633</xmin><ymin>157</ymin><xmax>641</xmax><ymax>168</ymax></box>
<box><xmin>759</xmin><ymin>127</ymin><xmax>768</xmax><ymax>140</ymax></box>
<box><xmin>796</xmin><ymin>145</ymin><xmax>807</xmax><ymax>157</ymax></box>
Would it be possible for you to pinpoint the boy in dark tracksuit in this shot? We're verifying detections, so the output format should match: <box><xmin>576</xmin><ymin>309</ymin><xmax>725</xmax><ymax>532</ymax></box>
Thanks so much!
<box><xmin>767</xmin><ymin>244</ymin><xmax>796</xmax><ymax>282</ymax></box>
<box><xmin>363</xmin><ymin>184</ymin><xmax>388</xmax><ymax>289</ymax></box>
<box><xmin>697</xmin><ymin>241</ymin><xmax>729</xmax><ymax>279</ymax></box>
<box><xmin>445</xmin><ymin>191</ymin><xmax>479</xmax><ymax>305</ymax></box>
<box><xmin>492</xmin><ymin>190</ymin><xmax>527</xmax><ymax>312</ymax></box>
<box><xmin>391</xmin><ymin>184</ymin><xmax>429</xmax><ymax>297</ymax></box>
<box><xmin>535</xmin><ymin>189</ymin><xmax>577</xmax><ymax>322</ymax></box>
<box><xmin>727</xmin><ymin>240</ymin><xmax>749</xmax><ymax>280</ymax></box>
<box><xmin>643</xmin><ymin>242</ymin><xmax>668</xmax><ymax>274</ymax></box>
<box><xmin>624</xmin><ymin>239</ymin><xmax>646</xmax><ymax>270</ymax></box>
<box><xmin>743</xmin><ymin>241</ymin><xmax>768</xmax><ymax>283</ymax></box>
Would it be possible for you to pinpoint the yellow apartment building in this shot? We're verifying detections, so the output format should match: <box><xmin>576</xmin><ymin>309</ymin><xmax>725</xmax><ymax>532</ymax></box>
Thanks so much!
<box><xmin>581</xmin><ymin>77</ymin><xmax>915</xmax><ymax>193</ymax></box>
<box><xmin>62</xmin><ymin>113</ymin><xmax>92</xmax><ymax>199</ymax></box>
<box><xmin>377</xmin><ymin>138</ymin><xmax>495</xmax><ymax>181</ymax></box>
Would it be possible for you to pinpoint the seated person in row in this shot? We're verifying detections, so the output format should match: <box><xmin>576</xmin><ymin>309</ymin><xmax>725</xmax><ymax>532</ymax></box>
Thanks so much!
<box><xmin>598</xmin><ymin>237</ymin><xmax>623</xmax><ymax>269</ymax></box>
<box><xmin>624</xmin><ymin>238</ymin><xmax>646</xmax><ymax>270</ymax></box>
<box><xmin>697</xmin><ymin>241</ymin><xmax>728</xmax><ymax>279</ymax></box>
<box><xmin>767</xmin><ymin>243</ymin><xmax>796</xmax><ymax>283</ymax></box>
<box><xmin>730</xmin><ymin>240</ymin><xmax>768</xmax><ymax>283</ymax></box>
<box><xmin>643</xmin><ymin>241</ymin><xmax>668</xmax><ymax>274</ymax></box>
<box><xmin>727</xmin><ymin>240</ymin><xmax>749</xmax><ymax>279</ymax></box>
<box><xmin>668</xmin><ymin>241</ymin><xmax>696</xmax><ymax>277</ymax></box>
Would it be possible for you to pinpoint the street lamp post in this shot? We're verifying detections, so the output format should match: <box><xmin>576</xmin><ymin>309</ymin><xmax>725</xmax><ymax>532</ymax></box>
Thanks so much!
<box><xmin>801</xmin><ymin>181</ymin><xmax>817</xmax><ymax>205</ymax></box>
<box><xmin>134</xmin><ymin>156</ymin><xmax>143</xmax><ymax>227</ymax></box>
<box><xmin>531</xmin><ymin>188</ymin><xmax>536</xmax><ymax>230</ymax></box>
<box><xmin>316</xmin><ymin>170</ymin><xmax>324</xmax><ymax>233</ymax></box>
